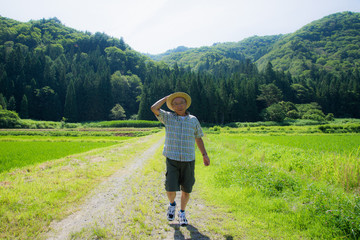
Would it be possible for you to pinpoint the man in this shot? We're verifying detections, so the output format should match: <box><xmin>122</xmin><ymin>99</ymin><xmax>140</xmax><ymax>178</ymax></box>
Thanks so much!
<box><xmin>151</xmin><ymin>92</ymin><xmax>210</xmax><ymax>226</ymax></box>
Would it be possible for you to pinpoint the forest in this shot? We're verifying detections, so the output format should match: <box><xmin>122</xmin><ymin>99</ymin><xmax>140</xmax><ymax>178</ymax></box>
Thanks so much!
<box><xmin>0</xmin><ymin>11</ymin><xmax>360</xmax><ymax>124</ymax></box>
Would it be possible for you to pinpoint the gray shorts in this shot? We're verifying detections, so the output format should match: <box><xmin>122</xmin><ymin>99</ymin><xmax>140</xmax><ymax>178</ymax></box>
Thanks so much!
<box><xmin>165</xmin><ymin>158</ymin><xmax>195</xmax><ymax>193</ymax></box>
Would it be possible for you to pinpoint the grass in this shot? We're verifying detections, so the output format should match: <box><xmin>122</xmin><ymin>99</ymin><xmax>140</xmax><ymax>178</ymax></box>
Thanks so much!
<box><xmin>195</xmin><ymin>132</ymin><xmax>360</xmax><ymax>239</ymax></box>
<box><xmin>0</xmin><ymin>127</ymin><xmax>160</xmax><ymax>173</ymax></box>
<box><xmin>0</xmin><ymin>131</ymin><xmax>164</xmax><ymax>239</ymax></box>
<box><xmin>243</xmin><ymin>134</ymin><xmax>360</xmax><ymax>156</ymax></box>
<box><xmin>0</xmin><ymin>141</ymin><xmax>118</xmax><ymax>173</ymax></box>
<box><xmin>1</xmin><ymin>122</ymin><xmax>360</xmax><ymax>239</ymax></box>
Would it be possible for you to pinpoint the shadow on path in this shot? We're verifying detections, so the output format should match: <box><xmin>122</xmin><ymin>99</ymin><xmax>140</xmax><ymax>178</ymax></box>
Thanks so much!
<box><xmin>170</xmin><ymin>223</ymin><xmax>234</xmax><ymax>239</ymax></box>
<box><xmin>170</xmin><ymin>223</ymin><xmax>210</xmax><ymax>239</ymax></box>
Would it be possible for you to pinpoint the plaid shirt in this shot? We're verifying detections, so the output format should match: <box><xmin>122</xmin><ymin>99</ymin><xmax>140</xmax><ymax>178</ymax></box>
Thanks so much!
<box><xmin>156</xmin><ymin>109</ymin><xmax>204</xmax><ymax>162</ymax></box>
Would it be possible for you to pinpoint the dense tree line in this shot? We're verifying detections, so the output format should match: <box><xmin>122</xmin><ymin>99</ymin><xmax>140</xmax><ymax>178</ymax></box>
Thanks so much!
<box><xmin>0</xmin><ymin>17</ymin><xmax>147</xmax><ymax>122</ymax></box>
<box><xmin>0</xmin><ymin>15</ymin><xmax>359</xmax><ymax>125</ymax></box>
<box><xmin>138</xmin><ymin>60</ymin><xmax>360</xmax><ymax>123</ymax></box>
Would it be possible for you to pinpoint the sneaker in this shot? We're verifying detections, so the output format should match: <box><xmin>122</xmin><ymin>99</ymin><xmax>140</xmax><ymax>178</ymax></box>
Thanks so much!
<box><xmin>178</xmin><ymin>211</ymin><xmax>188</xmax><ymax>226</ymax></box>
<box><xmin>167</xmin><ymin>204</ymin><xmax>176</xmax><ymax>221</ymax></box>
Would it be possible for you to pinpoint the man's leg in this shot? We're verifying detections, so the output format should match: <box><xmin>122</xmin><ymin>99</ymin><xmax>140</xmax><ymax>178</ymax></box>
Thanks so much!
<box><xmin>166</xmin><ymin>191</ymin><xmax>177</xmax><ymax>221</ymax></box>
<box><xmin>178</xmin><ymin>191</ymin><xmax>190</xmax><ymax>226</ymax></box>
<box><xmin>180</xmin><ymin>191</ymin><xmax>190</xmax><ymax>211</ymax></box>
<box><xmin>167</xmin><ymin>191</ymin><xmax>176</xmax><ymax>204</ymax></box>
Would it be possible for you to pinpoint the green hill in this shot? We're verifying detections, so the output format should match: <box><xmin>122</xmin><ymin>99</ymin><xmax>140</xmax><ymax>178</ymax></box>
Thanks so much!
<box><xmin>256</xmin><ymin>11</ymin><xmax>360</xmax><ymax>76</ymax></box>
<box><xmin>151</xmin><ymin>11</ymin><xmax>360</xmax><ymax>78</ymax></box>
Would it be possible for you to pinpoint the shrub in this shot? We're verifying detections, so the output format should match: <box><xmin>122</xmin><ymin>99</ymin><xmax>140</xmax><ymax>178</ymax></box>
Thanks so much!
<box><xmin>263</xmin><ymin>103</ymin><xmax>286</xmax><ymax>122</ymax></box>
<box><xmin>0</xmin><ymin>110</ymin><xmax>21</xmax><ymax>128</ymax></box>
<box><xmin>85</xmin><ymin>120</ymin><xmax>162</xmax><ymax>128</ymax></box>
<box><xmin>286</xmin><ymin>109</ymin><xmax>300</xmax><ymax>119</ymax></box>
<box><xmin>325</xmin><ymin>113</ymin><xmax>334</xmax><ymax>121</ymax></box>
<box><xmin>318</xmin><ymin>124</ymin><xmax>360</xmax><ymax>133</ymax></box>
<box><xmin>209</xmin><ymin>126</ymin><xmax>221</xmax><ymax>132</ymax></box>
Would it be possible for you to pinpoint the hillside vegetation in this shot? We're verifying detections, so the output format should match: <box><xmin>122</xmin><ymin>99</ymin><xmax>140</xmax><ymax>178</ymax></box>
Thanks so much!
<box><xmin>152</xmin><ymin>12</ymin><xmax>360</xmax><ymax>78</ymax></box>
<box><xmin>256</xmin><ymin>12</ymin><xmax>360</xmax><ymax>76</ymax></box>
<box><xmin>0</xmin><ymin>12</ymin><xmax>359</xmax><ymax>124</ymax></box>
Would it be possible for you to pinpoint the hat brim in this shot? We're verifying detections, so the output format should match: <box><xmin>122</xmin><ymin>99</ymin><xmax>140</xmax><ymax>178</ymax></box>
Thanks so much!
<box><xmin>166</xmin><ymin>92</ymin><xmax>192</xmax><ymax>111</ymax></box>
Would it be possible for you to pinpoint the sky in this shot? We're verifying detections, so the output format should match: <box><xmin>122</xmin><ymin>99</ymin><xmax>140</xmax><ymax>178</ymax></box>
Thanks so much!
<box><xmin>1</xmin><ymin>0</ymin><xmax>360</xmax><ymax>54</ymax></box>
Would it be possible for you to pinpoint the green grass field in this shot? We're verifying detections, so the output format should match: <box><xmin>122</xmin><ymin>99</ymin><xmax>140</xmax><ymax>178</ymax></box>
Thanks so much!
<box><xmin>244</xmin><ymin>134</ymin><xmax>360</xmax><ymax>156</ymax></box>
<box><xmin>0</xmin><ymin>141</ymin><xmax>118</xmax><ymax>173</ymax></box>
<box><xmin>0</xmin><ymin>128</ymin><xmax>158</xmax><ymax>173</ymax></box>
<box><xmin>1</xmin><ymin>124</ymin><xmax>359</xmax><ymax>239</ymax></box>
<box><xmin>195</xmin><ymin>131</ymin><xmax>360</xmax><ymax>239</ymax></box>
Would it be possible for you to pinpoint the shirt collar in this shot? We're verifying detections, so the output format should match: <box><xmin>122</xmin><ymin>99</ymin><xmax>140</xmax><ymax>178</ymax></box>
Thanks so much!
<box><xmin>172</xmin><ymin>111</ymin><xmax>190</xmax><ymax>119</ymax></box>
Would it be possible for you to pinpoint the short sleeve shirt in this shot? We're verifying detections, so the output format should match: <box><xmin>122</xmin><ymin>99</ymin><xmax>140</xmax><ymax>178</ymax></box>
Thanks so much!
<box><xmin>156</xmin><ymin>109</ymin><xmax>204</xmax><ymax>162</ymax></box>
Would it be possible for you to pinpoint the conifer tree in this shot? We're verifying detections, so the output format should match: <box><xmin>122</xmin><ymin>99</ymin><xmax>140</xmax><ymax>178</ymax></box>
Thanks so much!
<box><xmin>64</xmin><ymin>79</ymin><xmax>78</xmax><ymax>122</ymax></box>
<box><xmin>8</xmin><ymin>96</ymin><xmax>16</xmax><ymax>111</ymax></box>
<box><xmin>20</xmin><ymin>95</ymin><xmax>29</xmax><ymax>119</ymax></box>
<box><xmin>0</xmin><ymin>94</ymin><xmax>7</xmax><ymax>110</ymax></box>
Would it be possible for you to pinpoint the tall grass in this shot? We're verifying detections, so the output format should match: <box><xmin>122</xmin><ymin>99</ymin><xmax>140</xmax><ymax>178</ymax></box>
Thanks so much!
<box><xmin>195</xmin><ymin>132</ymin><xmax>360</xmax><ymax>239</ymax></box>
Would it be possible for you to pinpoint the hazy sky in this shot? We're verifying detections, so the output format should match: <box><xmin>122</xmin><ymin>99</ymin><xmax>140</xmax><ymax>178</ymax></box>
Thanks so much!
<box><xmin>1</xmin><ymin>0</ymin><xmax>360</xmax><ymax>54</ymax></box>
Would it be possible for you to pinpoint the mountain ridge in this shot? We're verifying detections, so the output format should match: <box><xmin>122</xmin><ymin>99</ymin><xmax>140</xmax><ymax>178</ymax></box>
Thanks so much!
<box><xmin>150</xmin><ymin>11</ymin><xmax>360</xmax><ymax>77</ymax></box>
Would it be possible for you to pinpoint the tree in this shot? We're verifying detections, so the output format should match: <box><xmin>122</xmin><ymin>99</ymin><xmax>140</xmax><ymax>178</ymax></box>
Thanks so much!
<box><xmin>33</xmin><ymin>86</ymin><xmax>61</xmax><ymax>120</ymax></box>
<box><xmin>8</xmin><ymin>96</ymin><xmax>16</xmax><ymax>111</ymax></box>
<box><xmin>20</xmin><ymin>95</ymin><xmax>29</xmax><ymax>119</ymax></box>
<box><xmin>257</xmin><ymin>83</ymin><xmax>283</xmax><ymax>107</ymax></box>
<box><xmin>64</xmin><ymin>80</ymin><xmax>78</xmax><ymax>122</ymax></box>
<box><xmin>109</xmin><ymin>104</ymin><xmax>126</xmax><ymax>120</ymax></box>
<box><xmin>291</xmin><ymin>83</ymin><xmax>312</xmax><ymax>103</ymax></box>
<box><xmin>263</xmin><ymin>103</ymin><xmax>286</xmax><ymax>122</ymax></box>
<box><xmin>0</xmin><ymin>94</ymin><xmax>7</xmax><ymax>110</ymax></box>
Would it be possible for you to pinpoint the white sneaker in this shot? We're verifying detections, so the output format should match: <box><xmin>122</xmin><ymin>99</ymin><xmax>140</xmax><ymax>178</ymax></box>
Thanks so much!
<box><xmin>178</xmin><ymin>211</ymin><xmax>188</xmax><ymax>226</ymax></box>
<box><xmin>167</xmin><ymin>204</ymin><xmax>176</xmax><ymax>221</ymax></box>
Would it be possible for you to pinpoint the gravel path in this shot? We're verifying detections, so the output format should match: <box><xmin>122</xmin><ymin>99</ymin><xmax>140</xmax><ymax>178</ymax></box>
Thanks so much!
<box><xmin>45</xmin><ymin>137</ymin><xmax>164</xmax><ymax>240</ymax></box>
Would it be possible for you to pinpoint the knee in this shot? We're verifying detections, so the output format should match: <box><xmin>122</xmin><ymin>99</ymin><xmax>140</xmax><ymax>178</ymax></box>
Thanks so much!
<box><xmin>182</xmin><ymin>191</ymin><xmax>190</xmax><ymax>197</ymax></box>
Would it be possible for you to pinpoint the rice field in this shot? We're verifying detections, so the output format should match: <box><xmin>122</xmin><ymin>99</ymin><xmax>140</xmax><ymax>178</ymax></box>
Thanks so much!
<box><xmin>195</xmin><ymin>130</ymin><xmax>360</xmax><ymax>239</ymax></box>
<box><xmin>243</xmin><ymin>134</ymin><xmax>360</xmax><ymax>157</ymax></box>
<box><xmin>0</xmin><ymin>127</ymin><xmax>159</xmax><ymax>173</ymax></box>
<box><xmin>0</xmin><ymin>141</ymin><xmax>118</xmax><ymax>173</ymax></box>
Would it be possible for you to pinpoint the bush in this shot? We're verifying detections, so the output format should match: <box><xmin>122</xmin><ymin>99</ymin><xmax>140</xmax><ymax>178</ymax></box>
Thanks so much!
<box><xmin>325</xmin><ymin>113</ymin><xmax>334</xmax><ymax>121</ymax></box>
<box><xmin>0</xmin><ymin>110</ymin><xmax>21</xmax><ymax>128</ymax></box>
<box><xmin>318</xmin><ymin>124</ymin><xmax>360</xmax><ymax>133</ymax></box>
<box><xmin>209</xmin><ymin>126</ymin><xmax>221</xmax><ymax>132</ymax></box>
<box><xmin>19</xmin><ymin>119</ymin><xmax>62</xmax><ymax>129</ymax></box>
<box><xmin>286</xmin><ymin>109</ymin><xmax>300</xmax><ymax>119</ymax></box>
<box><xmin>85</xmin><ymin>120</ymin><xmax>162</xmax><ymax>128</ymax></box>
<box><xmin>302</xmin><ymin>109</ymin><xmax>326</xmax><ymax>121</ymax></box>
<box><xmin>263</xmin><ymin>103</ymin><xmax>286</xmax><ymax>122</ymax></box>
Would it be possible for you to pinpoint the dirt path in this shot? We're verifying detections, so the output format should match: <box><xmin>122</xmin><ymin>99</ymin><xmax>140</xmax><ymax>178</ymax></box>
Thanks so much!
<box><xmin>45</xmin><ymin>137</ymin><xmax>164</xmax><ymax>240</ymax></box>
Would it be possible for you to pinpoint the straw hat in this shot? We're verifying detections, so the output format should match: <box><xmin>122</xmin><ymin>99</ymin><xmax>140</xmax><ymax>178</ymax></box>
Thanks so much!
<box><xmin>166</xmin><ymin>92</ymin><xmax>192</xmax><ymax>111</ymax></box>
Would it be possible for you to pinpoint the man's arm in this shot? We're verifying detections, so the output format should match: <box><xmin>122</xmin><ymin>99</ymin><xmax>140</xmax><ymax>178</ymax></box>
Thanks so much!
<box><xmin>195</xmin><ymin>138</ymin><xmax>210</xmax><ymax>166</ymax></box>
<box><xmin>151</xmin><ymin>95</ymin><xmax>169</xmax><ymax>116</ymax></box>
